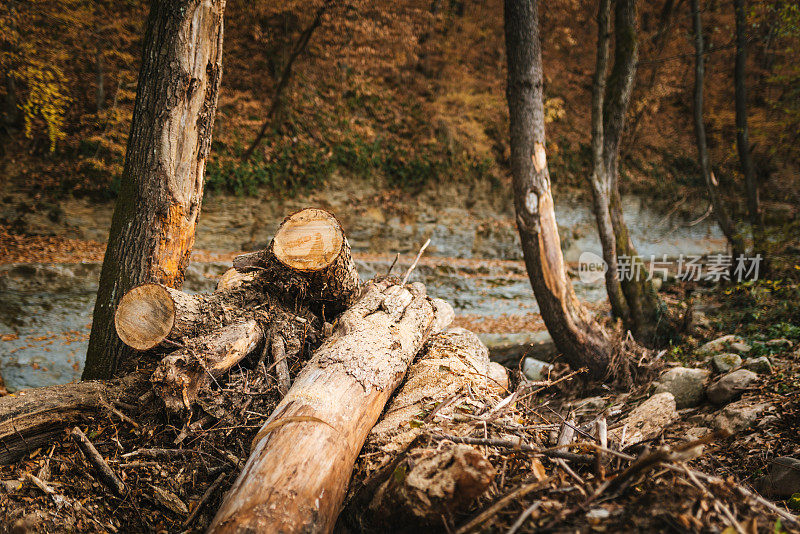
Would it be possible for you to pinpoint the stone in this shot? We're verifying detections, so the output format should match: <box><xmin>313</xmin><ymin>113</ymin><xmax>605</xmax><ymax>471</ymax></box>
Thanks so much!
<box><xmin>685</xmin><ymin>426</ymin><xmax>712</xmax><ymax>441</ymax></box>
<box><xmin>654</xmin><ymin>367</ymin><xmax>710</xmax><ymax>408</ymax></box>
<box><xmin>729</xmin><ymin>341</ymin><xmax>752</xmax><ymax>354</ymax></box>
<box><xmin>522</xmin><ymin>357</ymin><xmax>554</xmax><ymax>382</ymax></box>
<box><xmin>478</xmin><ymin>331</ymin><xmax>555</xmax><ymax>365</ymax></box>
<box><xmin>608</xmin><ymin>392</ymin><xmax>678</xmax><ymax>446</ymax></box>
<box><xmin>758</xmin><ymin>456</ymin><xmax>800</xmax><ymax>498</ymax></box>
<box><xmin>712</xmin><ymin>353</ymin><xmax>742</xmax><ymax>373</ymax></box>
<box><xmin>744</xmin><ymin>356</ymin><xmax>772</xmax><ymax>374</ymax></box>
<box><xmin>706</xmin><ymin>369</ymin><xmax>758</xmax><ymax>405</ymax></box>
<box><xmin>711</xmin><ymin>400</ymin><xmax>768</xmax><ymax>433</ymax></box>
<box><xmin>487</xmin><ymin>362</ymin><xmax>510</xmax><ymax>393</ymax></box>
<box><xmin>697</xmin><ymin>335</ymin><xmax>743</xmax><ymax>356</ymax></box>
<box><xmin>766</xmin><ymin>338</ymin><xmax>792</xmax><ymax>348</ymax></box>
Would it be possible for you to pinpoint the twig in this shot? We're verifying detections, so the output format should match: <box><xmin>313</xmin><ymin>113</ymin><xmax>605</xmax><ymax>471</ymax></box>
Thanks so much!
<box><xmin>664</xmin><ymin>464</ymin><xmax>800</xmax><ymax>527</ymax></box>
<box><xmin>428</xmin><ymin>434</ymin><xmax>595</xmax><ymax>464</ymax></box>
<box><xmin>401</xmin><ymin>238</ymin><xmax>430</xmax><ymax>286</ymax></box>
<box><xmin>506</xmin><ymin>501</ymin><xmax>542</xmax><ymax>534</ymax></box>
<box><xmin>70</xmin><ymin>427</ymin><xmax>126</xmax><ymax>496</ymax></box>
<box><xmin>101</xmin><ymin>398</ymin><xmax>139</xmax><ymax>429</ymax></box>
<box><xmin>386</xmin><ymin>252</ymin><xmax>400</xmax><ymax>276</ymax></box>
<box><xmin>25</xmin><ymin>472</ymin><xmax>55</xmax><ymax>496</ymax></box>
<box><xmin>182</xmin><ymin>470</ymin><xmax>229</xmax><ymax>528</ymax></box>
<box><xmin>455</xmin><ymin>476</ymin><xmax>554</xmax><ymax>534</ymax></box>
<box><xmin>272</xmin><ymin>334</ymin><xmax>291</xmax><ymax>395</ymax></box>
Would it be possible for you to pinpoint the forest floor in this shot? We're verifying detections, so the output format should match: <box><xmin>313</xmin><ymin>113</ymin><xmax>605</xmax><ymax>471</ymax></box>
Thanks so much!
<box><xmin>0</xmin><ymin>241</ymin><xmax>798</xmax><ymax>532</ymax></box>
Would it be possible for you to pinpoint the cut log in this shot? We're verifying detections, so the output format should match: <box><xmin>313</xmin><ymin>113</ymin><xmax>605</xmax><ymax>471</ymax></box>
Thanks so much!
<box><xmin>115</xmin><ymin>283</ymin><xmax>203</xmax><ymax>351</ymax></box>
<box><xmin>233</xmin><ymin>208</ymin><xmax>361</xmax><ymax>319</ymax></box>
<box><xmin>208</xmin><ymin>279</ymin><xmax>453</xmax><ymax>533</ymax></box>
<box><xmin>151</xmin><ymin>320</ymin><xmax>264</xmax><ymax>412</ymax></box>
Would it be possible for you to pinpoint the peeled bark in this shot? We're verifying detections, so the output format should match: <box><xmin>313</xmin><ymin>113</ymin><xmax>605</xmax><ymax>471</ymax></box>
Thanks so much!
<box><xmin>503</xmin><ymin>0</ymin><xmax>618</xmax><ymax>380</ymax></box>
<box><xmin>691</xmin><ymin>0</ymin><xmax>744</xmax><ymax>258</ymax></box>
<box><xmin>367</xmin><ymin>444</ymin><xmax>495</xmax><ymax>529</ymax></box>
<box><xmin>345</xmin><ymin>328</ymin><xmax>504</xmax><ymax>531</ymax></box>
<box><xmin>208</xmin><ymin>280</ymin><xmax>453</xmax><ymax>533</ymax></box>
<box><xmin>234</xmin><ymin>208</ymin><xmax>361</xmax><ymax>319</ymax></box>
<box><xmin>84</xmin><ymin>0</ymin><xmax>225</xmax><ymax>380</ymax></box>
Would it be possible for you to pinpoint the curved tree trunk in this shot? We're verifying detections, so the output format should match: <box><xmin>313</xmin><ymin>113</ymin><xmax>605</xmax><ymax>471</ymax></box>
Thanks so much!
<box><xmin>691</xmin><ymin>0</ymin><xmax>744</xmax><ymax>259</ymax></box>
<box><xmin>84</xmin><ymin>0</ymin><xmax>226</xmax><ymax>379</ymax></box>
<box><xmin>503</xmin><ymin>0</ymin><xmax>618</xmax><ymax>380</ymax></box>
<box><xmin>733</xmin><ymin>0</ymin><xmax>766</xmax><ymax>262</ymax></box>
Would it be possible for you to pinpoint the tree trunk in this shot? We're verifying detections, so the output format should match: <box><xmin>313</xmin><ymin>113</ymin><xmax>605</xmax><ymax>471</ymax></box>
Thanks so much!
<box><xmin>733</xmin><ymin>0</ymin><xmax>766</xmax><ymax>260</ymax></box>
<box><xmin>691</xmin><ymin>0</ymin><xmax>744</xmax><ymax>258</ymax></box>
<box><xmin>84</xmin><ymin>0</ymin><xmax>226</xmax><ymax>380</ymax></box>
<box><xmin>503</xmin><ymin>0</ymin><xmax>618</xmax><ymax>380</ymax></box>
<box><xmin>208</xmin><ymin>280</ymin><xmax>453</xmax><ymax>533</ymax></box>
<box><xmin>588</xmin><ymin>0</ymin><xmax>630</xmax><ymax>326</ymax></box>
<box><xmin>604</xmin><ymin>0</ymin><xmax>665</xmax><ymax>345</ymax></box>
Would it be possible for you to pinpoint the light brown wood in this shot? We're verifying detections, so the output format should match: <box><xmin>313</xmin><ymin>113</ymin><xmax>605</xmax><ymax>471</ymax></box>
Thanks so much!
<box><xmin>216</xmin><ymin>267</ymin><xmax>255</xmax><ymax>292</ymax></box>
<box><xmin>272</xmin><ymin>208</ymin><xmax>344</xmax><ymax>271</ymax></box>
<box><xmin>151</xmin><ymin>320</ymin><xmax>264</xmax><ymax>412</ymax></box>
<box><xmin>114</xmin><ymin>283</ymin><xmax>202</xmax><ymax>351</ymax></box>
<box><xmin>233</xmin><ymin>208</ymin><xmax>361</xmax><ymax>318</ymax></box>
<box><xmin>208</xmin><ymin>279</ymin><xmax>453</xmax><ymax>533</ymax></box>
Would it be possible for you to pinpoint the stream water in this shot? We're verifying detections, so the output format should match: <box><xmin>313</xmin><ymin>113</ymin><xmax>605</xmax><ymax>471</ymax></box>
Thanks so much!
<box><xmin>0</xmin><ymin>193</ymin><xmax>725</xmax><ymax>391</ymax></box>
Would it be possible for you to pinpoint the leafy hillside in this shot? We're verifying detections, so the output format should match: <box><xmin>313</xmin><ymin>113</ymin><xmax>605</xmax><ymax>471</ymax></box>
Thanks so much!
<box><xmin>1</xmin><ymin>0</ymin><xmax>798</xmax><ymax>217</ymax></box>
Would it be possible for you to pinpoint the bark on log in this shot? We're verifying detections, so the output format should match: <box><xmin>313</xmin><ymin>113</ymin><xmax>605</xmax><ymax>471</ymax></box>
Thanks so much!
<box><xmin>0</xmin><ymin>376</ymin><xmax>140</xmax><ymax>464</ymax></box>
<box><xmin>344</xmin><ymin>328</ymin><xmax>505</xmax><ymax>531</ymax></box>
<box><xmin>233</xmin><ymin>208</ymin><xmax>361</xmax><ymax>319</ymax></box>
<box><xmin>208</xmin><ymin>279</ymin><xmax>453</xmax><ymax>533</ymax></box>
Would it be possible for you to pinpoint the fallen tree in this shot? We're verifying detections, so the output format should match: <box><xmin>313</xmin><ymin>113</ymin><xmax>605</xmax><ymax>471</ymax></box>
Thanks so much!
<box><xmin>208</xmin><ymin>279</ymin><xmax>454</xmax><ymax>532</ymax></box>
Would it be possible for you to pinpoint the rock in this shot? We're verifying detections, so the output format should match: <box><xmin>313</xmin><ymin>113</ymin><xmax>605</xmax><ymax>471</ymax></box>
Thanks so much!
<box><xmin>758</xmin><ymin>456</ymin><xmax>800</xmax><ymax>498</ymax></box>
<box><xmin>706</xmin><ymin>369</ymin><xmax>759</xmax><ymax>405</ymax></box>
<box><xmin>685</xmin><ymin>426</ymin><xmax>712</xmax><ymax>441</ymax></box>
<box><xmin>712</xmin><ymin>353</ymin><xmax>742</xmax><ymax>373</ymax></box>
<box><xmin>766</xmin><ymin>338</ymin><xmax>792</xmax><ymax>348</ymax></box>
<box><xmin>487</xmin><ymin>362</ymin><xmax>510</xmax><ymax>393</ymax></box>
<box><xmin>478</xmin><ymin>331</ymin><xmax>555</xmax><ymax>365</ymax></box>
<box><xmin>729</xmin><ymin>341</ymin><xmax>752</xmax><ymax>354</ymax></box>
<box><xmin>744</xmin><ymin>356</ymin><xmax>772</xmax><ymax>374</ymax></box>
<box><xmin>609</xmin><ymin>392</ymin><xmax>678</xmax><ymax>446</ymax></box>
<box><xmin>654</xmin><ymin>367</ymin><xmax>710</xmax><ymax>408</ymax></box>
<box><xmin>697</xmin><ymin>335</ymin><xmax>743</xmax><ymax>356</ymax></box>
<box><xmin>522</xmin><ymin>357</ymin><xmax>554</xmax><ymax>381</ymax></box>
<box><xmin>711</xmin><ymin>400</ymin><xmax>768</xmax><ymax>433</ymax></box>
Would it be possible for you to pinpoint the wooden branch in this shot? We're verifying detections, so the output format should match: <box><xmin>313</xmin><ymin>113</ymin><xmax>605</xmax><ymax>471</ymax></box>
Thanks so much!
<box><xmin>208</xmin><ymin>279</ymin><xmax>453</xmax><ymax>533</ymax></box>
<box><xmin>151</xmin><ymin>320</ymin><xmax>264</xmax><ymax>412</ymax></box>
<box><xmin>71</xmin><ymin>427</ymin><xmax>127</xmax><ymax>496</ymax></box>
<box><xmin>0</xmin><ymin>380</ymin><xmax>129</xmax><ymax>464</ymax></box>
